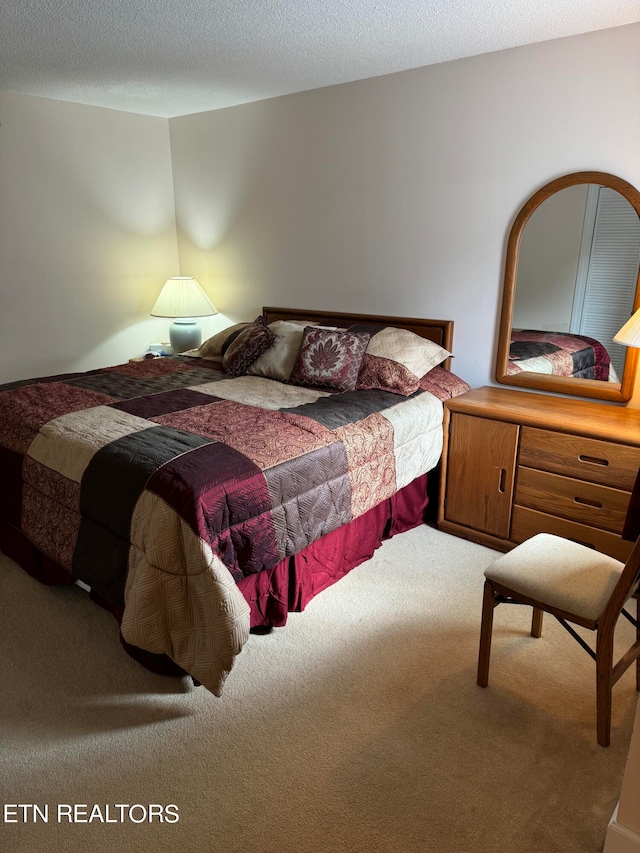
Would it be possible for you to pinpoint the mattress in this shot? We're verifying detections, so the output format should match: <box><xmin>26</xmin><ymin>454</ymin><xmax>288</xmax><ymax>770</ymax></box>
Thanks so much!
<box><xmin>507</xmin><ymin>329</ymin><xmax>618</xmax><ymax>382</ymax></box>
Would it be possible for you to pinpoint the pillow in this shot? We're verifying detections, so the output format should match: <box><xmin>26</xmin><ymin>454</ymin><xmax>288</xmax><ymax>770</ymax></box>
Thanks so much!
<box><xmin>418</xmin><ymin>365</ymin><xmax>471</xmax><ymax>401</ymax></box>
<box><xmin>247</xmin><ymin>320</ymin><xmax>308</xmax><ymax>382</ymax></box>
<box><xmin>355</xmin><ymin>325</ymin><xmax>452</xmax><ymax>395</ymax></box>
<box><xmin>357</xmin><ymin>354</ymin><xmax>422</xmax><ymax>396</ymax></box>
<box><xmin>196</xmin><ymin>322</ymin><xmax>250</xmax><ymax>360</ymax></box>
<box><xmin>289</xmin><ymin>327</ymin><xmax>370</xmax><ymax>391</ymax></box>
<box><xmin>221</xmin><ymin>317</ymin><xmax>276</xmax><ymax>376</ymax></box>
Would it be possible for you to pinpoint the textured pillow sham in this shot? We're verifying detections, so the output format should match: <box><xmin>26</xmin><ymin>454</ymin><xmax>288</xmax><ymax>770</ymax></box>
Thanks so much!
<box><xmin>355</xmin><ymin>325</ymin><xmax>452</xmax><ymax>395</ymax></box>
<box><xmin>418</xmin><ymin>365</ymin><xmax>471</xmax><ymax>400</ymax></box>
<box><xmin>196</xmin><ymin>322</ymin><xmax>249</xmax><ymax>360</ymax></box>
<box><xmin>289</xmin><ymin>326</ymin><xmax>370</xmax><ymax>391</ymax></box>
<box><xmin>221</xmin><ymin>317</ymin><xmax>276</xmax><ymax>376</ymax></box>
<box><xmin>357</xmin><ymin>354</ymin><xmax>422</xmax><ymax>396</ymax></box>
<box><xmin>247</xmin><ymin>320</ymin><xmax>308</xmax><ymax>382</ymax></box>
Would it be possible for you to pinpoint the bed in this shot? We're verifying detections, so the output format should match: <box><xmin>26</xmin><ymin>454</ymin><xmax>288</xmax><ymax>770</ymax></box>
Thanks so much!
<box><xmin>0</xmin><ymin>307</ymin><xmax>470</xmax><ymax>694</ymax></box>
<box><xmin>507</xmin><ymin>329</ymin><xmax>619</xmax><ymax>382</ymax></box>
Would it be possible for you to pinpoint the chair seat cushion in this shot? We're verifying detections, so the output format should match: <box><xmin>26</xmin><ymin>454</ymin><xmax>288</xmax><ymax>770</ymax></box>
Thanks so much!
<box><xmin>485</xmin><ymin>533</ymin><xmax>624</xmax><ymax>622</ymax></box>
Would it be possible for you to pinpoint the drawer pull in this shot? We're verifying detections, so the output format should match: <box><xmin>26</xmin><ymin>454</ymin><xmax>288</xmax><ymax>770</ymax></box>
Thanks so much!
<box><xmin>498</xmin><ymin>468</ymin><xmax>506</xmax><ymax>493</ymax></box>
<box><xmin>578</xmin><ymin>454</ymin><xmax>609</xmax><ymax>467</ymax></box>
<box><xmin>573</xmin><ymin>495</ymin><xmax>603</xmax><ymax>509</ymax></box>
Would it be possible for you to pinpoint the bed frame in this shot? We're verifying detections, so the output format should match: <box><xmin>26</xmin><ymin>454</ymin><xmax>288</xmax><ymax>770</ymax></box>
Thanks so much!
<box><xmin>262</xmin><ymin>306</ymin><xmax>454</xmax><ymax>370</ymax></box>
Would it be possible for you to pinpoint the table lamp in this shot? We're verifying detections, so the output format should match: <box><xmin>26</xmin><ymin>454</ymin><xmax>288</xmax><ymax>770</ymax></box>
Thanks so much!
<box><xmin>614</xmin><ymin>308</ymin><xmax>640</xmax><ymax>348</ymax></box>
<box><xmin>150</xmin><ymin>276</ymin><xmax>218</xmax><ymax>353</ymax></box>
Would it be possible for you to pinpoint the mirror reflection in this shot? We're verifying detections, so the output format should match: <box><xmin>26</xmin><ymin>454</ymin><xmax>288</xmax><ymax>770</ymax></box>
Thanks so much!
<box><xmin>496</xmin><ymin>172</ymin><xmax>640</xmax><ymax>402</ymax></box>
<box><xmin>509</xmin><ymin>184</ymin><xmax>640</xmax><ymax>385</ymax></box>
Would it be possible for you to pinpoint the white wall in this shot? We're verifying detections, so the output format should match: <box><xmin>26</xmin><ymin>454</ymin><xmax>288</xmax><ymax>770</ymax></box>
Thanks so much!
<box><xmin>169</xmin><ymin>24</ymin><xmax>640</xmax><ymax>397</ymax></box>
<box><xmin>0</xmin><ymin>92</ymin><xmax>181</xmax><ymax>384</ymax></box>
<box><xmin>1</xmin><ymin>26</ymin><xmax>639</xmax><ymax>395</ymax></box>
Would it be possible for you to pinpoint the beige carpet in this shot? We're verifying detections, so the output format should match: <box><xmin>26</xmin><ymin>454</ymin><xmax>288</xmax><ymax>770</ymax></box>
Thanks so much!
<box><xmin>1</xmin><ymin>525</ymin><xmax>637</xmax><ymax>853</ymax></box>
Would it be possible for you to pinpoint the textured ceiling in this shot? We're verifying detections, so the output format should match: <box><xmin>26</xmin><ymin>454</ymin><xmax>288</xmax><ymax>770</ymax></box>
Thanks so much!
<box><xmin>1</xmin><ymin>0</ymin><xmax>639</xmax><ymax>118</ymax></box>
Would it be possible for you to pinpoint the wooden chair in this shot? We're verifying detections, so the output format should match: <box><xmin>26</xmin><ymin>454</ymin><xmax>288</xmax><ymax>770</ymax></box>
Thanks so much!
<box><xmin>477</xmin><ymin>475</ymin><xmax>640</xmax><ymax>747</ymax></box>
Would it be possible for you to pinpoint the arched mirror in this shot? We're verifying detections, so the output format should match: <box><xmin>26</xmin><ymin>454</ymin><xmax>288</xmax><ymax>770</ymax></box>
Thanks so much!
<box><xmin>495</xmin><ymin>171</ymin><xmax>640</xmax><ymax>402</ymax></box>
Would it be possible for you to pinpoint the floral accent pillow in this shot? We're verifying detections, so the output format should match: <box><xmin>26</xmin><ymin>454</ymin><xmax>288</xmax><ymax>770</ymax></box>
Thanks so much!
<box><xmin>289</xmin><ymin>327</ymin><xmax>370</xmax><ymax>391</ymax></box>
<box><xmin>221</xmin><ymin>317</ymin><xmax>276</xmax><ymax>376</ymax></box>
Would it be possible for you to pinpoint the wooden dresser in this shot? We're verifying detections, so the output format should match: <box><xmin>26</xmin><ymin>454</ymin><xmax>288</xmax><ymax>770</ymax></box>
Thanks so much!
<box><xmin>437</xmin><ymin>386</ymin><xmax>640</xmax><ymax>561</ymax></box>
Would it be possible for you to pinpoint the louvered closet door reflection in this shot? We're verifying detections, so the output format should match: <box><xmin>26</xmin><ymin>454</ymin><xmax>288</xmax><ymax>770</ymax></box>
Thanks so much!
<box><xmin>572</xmin><ymin>185</ymin><xmax>640</xmax><ymax>377</ymax></box>
<box><xmin>445</xmin><ymin>414</ymin><xmax>519</xmax><ymax>538</ymax></box>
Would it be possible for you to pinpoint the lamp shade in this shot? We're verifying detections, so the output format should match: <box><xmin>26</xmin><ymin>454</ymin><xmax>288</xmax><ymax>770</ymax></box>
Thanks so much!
<box><xmin>150</xmin><ymin>277</ymin><xmax>217</xmax><ymax>318</ymax></box>
<box><xmin>614</xmin><ymin>308</ymin><xmax>640</xmax><ymax>348</ymax></box>
<box><xmin>151</xmin><ymin>277</ymin><xmax>218</xmax><ymax>354</ymax></box>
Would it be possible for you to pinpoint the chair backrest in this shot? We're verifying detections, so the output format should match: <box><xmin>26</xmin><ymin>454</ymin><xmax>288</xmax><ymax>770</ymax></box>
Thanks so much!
<box><xmin>601</xmin><ymin>467</ymin><xmax>640</xmax><ymax>625</ymax></box>
<box><xmin>622</xmin><ymin>467</ymin><xmax>640</xmax><ymax>542</ymax></box>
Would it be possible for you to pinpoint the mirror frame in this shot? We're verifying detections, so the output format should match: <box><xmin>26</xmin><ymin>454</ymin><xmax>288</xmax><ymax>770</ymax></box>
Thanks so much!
<box><xmin>495</xmin><ymin>171</ymin><xmax>640</xmax><ymax>402</ymax></box>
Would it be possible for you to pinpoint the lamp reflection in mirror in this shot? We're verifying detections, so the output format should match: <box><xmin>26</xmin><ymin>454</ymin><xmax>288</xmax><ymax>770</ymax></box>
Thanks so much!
<box><xmin>614</xmin><ymin>309</ymin><xmax>640</xmax><ymax>349</ymax></box>
<box><xmin>150</xmin><ymin>277</ymin><xmax>218</xmax><ymax>353</ymax></box>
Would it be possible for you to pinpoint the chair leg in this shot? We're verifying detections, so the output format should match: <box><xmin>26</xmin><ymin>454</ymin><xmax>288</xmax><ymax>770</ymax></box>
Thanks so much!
<box><xmin>531</xmin><ymin>607</ymin><xmax>544</xmax><ymax>638</ymax></box>
<box><xmin>596</xmin><ymin>627</ymin><xmax>614</xmax><ymax>748</ymax></box>
<box><xmin>477</xmin><ymin>580</ymin><xmax>497</xmax><ymax>688</ymax></box>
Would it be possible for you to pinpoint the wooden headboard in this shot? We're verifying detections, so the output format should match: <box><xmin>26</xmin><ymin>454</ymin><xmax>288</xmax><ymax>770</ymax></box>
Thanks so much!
<box><xmin>262</xmin><ymin>306</ymin><xmax>454</xmax><ymax>370</ymax></box>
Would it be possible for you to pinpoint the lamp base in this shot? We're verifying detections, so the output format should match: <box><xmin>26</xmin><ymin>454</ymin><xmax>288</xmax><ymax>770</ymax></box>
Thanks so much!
<box><xmin>169</xmin><ymin>319</ymin><xmax>202</xmax><ymax>354</ymax></box>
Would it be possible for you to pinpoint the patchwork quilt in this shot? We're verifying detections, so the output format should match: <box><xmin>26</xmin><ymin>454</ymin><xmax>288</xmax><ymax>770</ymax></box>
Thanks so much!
<box><xmin>0</xmin><ymin>356</ymin><xmax>453</xmax><ymax>694</ymax></box>
<box><xmin>507</xmin><ymin>330</ymin><xmax>616</xmax><ymax>382</ymax></box>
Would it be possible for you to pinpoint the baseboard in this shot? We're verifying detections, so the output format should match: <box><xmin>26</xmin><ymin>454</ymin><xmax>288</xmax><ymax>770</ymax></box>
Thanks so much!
<box><xmin>604</xmin><ymin>805</ymin><xmax>640</xmax><ymax>853</ymax></box>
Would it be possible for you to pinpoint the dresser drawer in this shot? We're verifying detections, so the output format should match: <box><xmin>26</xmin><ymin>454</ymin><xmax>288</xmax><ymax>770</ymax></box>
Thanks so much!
<box><xmin>515</xmin><ymin>467</ymin><xmax>630</xmax><ymax>533</ymax></box>
<box><xmin>511</xmin><ymin>506</ymin><xmax>633</xmax><ymax>562</ymax></box>
<box><xmin>519</xmin><ymin>426</ymin><xmax>640</xmax><ymax>490</ymax></box>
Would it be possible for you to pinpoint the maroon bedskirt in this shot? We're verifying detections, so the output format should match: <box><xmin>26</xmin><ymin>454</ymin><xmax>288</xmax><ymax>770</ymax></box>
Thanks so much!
<box><xmin>0</xmin><ymin>471</ymin><xmax>435</xmax><ymax>681</ymax></box>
